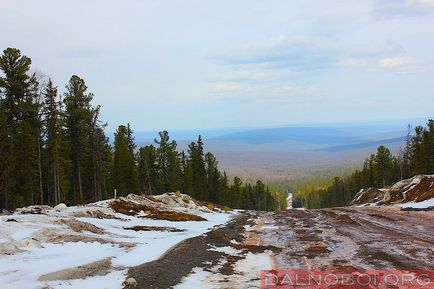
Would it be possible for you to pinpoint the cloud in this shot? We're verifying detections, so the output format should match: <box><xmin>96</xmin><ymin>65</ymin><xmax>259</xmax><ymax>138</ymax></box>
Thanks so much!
<box><xmin>373</xmin><ymin>0</ymin><xmax>434</xmax><ymax>18</ymax></box>
<box><xmin>339</xmin><ymin>56</ymin><xmax>425</xmax><ymax>74</ymax></box>
<box><xmin>378</xmin><ymin>57</ymin><xmax>425</xmax><ymax>74</ymax></box>
<box><xmin>273</xmin><ymin>85</ymin><xmax>323</xmax><ymax>95</ymax></box>
<box><xmin>224</xmin><ymin>37</ymin><xmax>337</xmax><ymax>73</ymax></box>
<box><xmin>214</xmin><ymin>82</ymin><xmax>243</xmax><ymax>92</ymax></box>
<box><xmin>407</xmin><ymin>0</ymin><xmax>434</xmax><ymax>7</ymax></box>
<box><xmin>212</xmin><ymin>82</ymin><xmax>323</xmax><ymax>102</ymax></box>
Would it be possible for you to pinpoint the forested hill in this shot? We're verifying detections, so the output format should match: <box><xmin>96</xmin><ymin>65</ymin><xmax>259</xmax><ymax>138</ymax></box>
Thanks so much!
<box><xmin>0</xmin><ymin>47</ymin><xmax>285</xmax><ymax>211</ymax></box>
<box><xmin>296</xmin><ymin>120</ymin><xmax>434</xmax><ymax>208</ymax></box>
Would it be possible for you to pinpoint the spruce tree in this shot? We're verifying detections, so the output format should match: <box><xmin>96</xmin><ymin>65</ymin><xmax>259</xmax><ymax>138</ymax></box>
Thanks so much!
<box><xmin>205</xmin><ymin>152</ymin><xmax>220</xmax><ymax>203</ymax></box>
<box><xmin>181</xmin><ymin>151</ymin><xmax>194</xmax><ymax>195</ymax></box>
<box><xmin>137</xmin><ymin>145</ymin><xmax>158</xmax><ymax>194</ymax></box>
<box><xmin>112</xmin><ymin>124</ymin><xmax>139</xmax><ymax>196</ymax></box>
<box><xmin>374</xmin><ymin>145</ymin><xmax>394</xmax><ymax>187</ymax></box>
<box><xmin>0</xmin><ymin>48</ymin><xmax>41</xmax><ymax>208</ymax></box>
<box><xmin>89</xmin><ymin>106</ymin><xmax>112</xmax><ymax>201</ymax></box>
<box><xmin>154</xmin><ymin>131</ymin><xmax>178</xmax><ymax>193</ymax></box>
<box><xmin>63</xmin><ymin>75</ymin><xmax>94</xmax><ymax>203</ymax></box>
<box><xmin>42</xmin><ymin>79</ymin><xmax>63</xmax><ymax>204</ymax></box>
<box><xmin>188</xmin><ymin>136</ymin><xmax>207</xmax><ymax>199</ymax></box>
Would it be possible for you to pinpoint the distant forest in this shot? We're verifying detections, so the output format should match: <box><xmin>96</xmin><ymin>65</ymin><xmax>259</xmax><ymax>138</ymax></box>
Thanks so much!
<box><xmin>296</xmin><ymin>120</ymin><xmax>434</xmax><ymax>208</ymax></box>
<box><xmin>0</xmin><ymin>48</ymin><xmax>284</xmax><ymax>211</ymax></box>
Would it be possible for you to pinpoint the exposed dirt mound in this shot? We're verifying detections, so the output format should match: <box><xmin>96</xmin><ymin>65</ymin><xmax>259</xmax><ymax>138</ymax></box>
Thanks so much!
<box><xmin>33</xmin><ymin>228</ymin><xmax>134</xmax><ymax>248</ymax></box>
<box><xmin>351</xmin><ymin>188</ymin><xmax>386</xmax><ymax>205</ymax></box>
<box><xmin>58</xmin><ymin>219</ymin><xmax>105</xmax><ymax>234</ymax></box>
<box><xmin>109</xmin><ymin>198</ymin><xmax>154</xmax><ymax>216</ymax></box>
<box><xmin>72</xmin><ymin>209</ymin><xmax>118</xmax><ymax>219</ymax></box>
<box><xmin>383</xmin><ymin>175</ymin><xmax>434</xmax><ymax>203</ymax></box>
<box><xmin>401</xmin><ymin>176</ymin><xmax>434</xmax><ymax>202</ymax></box>
<box><xmin>109</xmin><ymin>193</ymin><xmax>208</xmax><ymax>221</ymax></box>
<box><xmin>38</xmin><ymin>258</ymin><xmax>113</xmax><ymax>281</ymax></box>
<box><xmin>123</xmin><ymin>226</ymin><xmax>186</xmax><ymax>232</ymax></box>
<box><xmin>147</xmin><ymin>211</ymin><xmax>206</xmax><ymax>221</ymax></box>
<box><xmin>351</xmin><ymin>175</ymin><xmax>434</xmax><ymax>207</ymax></box>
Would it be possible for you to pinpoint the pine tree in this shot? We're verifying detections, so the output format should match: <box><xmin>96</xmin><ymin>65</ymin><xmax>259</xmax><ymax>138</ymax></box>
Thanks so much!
<box><xmin>42</xmin><ymin>79</ymin><xmax>63</xmax><ymax>204</ymax></box>
<box><xmin>112</xmin><ymin>124</ymin><xmax>139</xmax><ymax>196</ymax></box>
<box><xmin>374</xmin><ymin>145</ymin><xmax>394</xmax><ymax>187</ymax></box>
<box><xmin>89</xmin><ymin>106</ymin><xmax>111</xmax><ymax>201</ymax></box>
<box><xmin>188</xmin><ymin>136</ymin><xmax>207</xmax><ymax>199</ymax></box>
<box><xmin>63</xmin><ymin>75</ymin><xmax>95</xmax><ymax>203</ymax></box>
<box><xmin>137</xmin><ymin>145</ymin><xmax>158</xmax><ymax>194</ymax></box>
<box><xmin>205</xmin><ymin>152</ymin><xmax>220</xmax><ymax>203</ymax></box>
<box><xmin>0</xmin><ymin>48</ymin><xmax>41</xmax><ymax>208</ymax></box>
<box><xmin>181</xmin><ymin>151</ymin><xmax>194</xmax><ymax>195</ymax></box>
<box><xmin>154</xmin><ymin>131</ymin><xmax>178</xmax><ymax>193</ymax></box>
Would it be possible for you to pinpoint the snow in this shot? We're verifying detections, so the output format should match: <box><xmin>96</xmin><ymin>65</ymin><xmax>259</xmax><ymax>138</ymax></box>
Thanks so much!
<box><xmin>400</xmin><ymin>197</ymin><xmax>434</xmax><ymax>209</ymax></box>
<box><xmin>44</xmin><ymin>270</ymin><xmax>127</xmax><ymax>289</ymax></box>
<box><xmin>0</xmin><ymin>195</ymin><xmax>233</xmax><ymax>289</ymax></box>
<box><xmin>173</xmin><ymin>251</ymin><xmax>274</xmax><ymax>289</ymax></box>
<box><xmin>0</xmin><ymin>242</ymin><xmax>123</xmax><ymax>289</ymax></box>
<box><xmin>236</xmin><ymin>251</ymin><xmax>272</xmax><ymax>273</ymax></box>
<box><xmin>173</xmin><ymin>267</ymin><xmax>213</xmax><ymax>289</ymax></box>
<box><xmin>208</xmin><ymin>245</ymin><xmax>242</xmax><ymax>256</ymax></box>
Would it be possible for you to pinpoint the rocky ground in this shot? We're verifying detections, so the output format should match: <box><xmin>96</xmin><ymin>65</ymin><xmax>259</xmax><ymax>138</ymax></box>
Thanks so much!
<box><xmin>150</xmin><ymin>206</ymin><xmax>433</xmax><ymax>289</ymax></box>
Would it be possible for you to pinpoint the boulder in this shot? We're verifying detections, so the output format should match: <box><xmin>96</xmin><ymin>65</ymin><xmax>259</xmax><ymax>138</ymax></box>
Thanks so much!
<box><xmin>351</xmin><ymin>188</ymin><xmax>386</xmax><ymax>205</ymax></box>
<box><xmin>53</xmin><ymin>203</ymin><xmax>68</xmax><ymax>211</ymax></box>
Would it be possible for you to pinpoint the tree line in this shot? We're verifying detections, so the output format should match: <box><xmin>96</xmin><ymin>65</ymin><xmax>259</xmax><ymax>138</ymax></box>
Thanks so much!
<box><xmin>0</xmin><ymin>48</ymin><xmax>282</xmax><ymax>211</ymax></box>
<box><xmin>296</xmin><ymin>120</ymin><xmax>434</xmax><ymax>208</ymax></box>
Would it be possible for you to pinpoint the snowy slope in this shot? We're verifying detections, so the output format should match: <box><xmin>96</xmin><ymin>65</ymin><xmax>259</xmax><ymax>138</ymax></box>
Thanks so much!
<box><xmin>0</xmin><ymin>194</ymin><xmax>233</xmax><ymax>289</ymax></box>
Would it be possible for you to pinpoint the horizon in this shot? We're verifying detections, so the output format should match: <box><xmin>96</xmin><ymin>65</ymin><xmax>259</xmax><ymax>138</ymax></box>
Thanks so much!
<box><xmin>109</xmin><ymin>116</ymin><xmax>431</xmax><ymax>141</ymax></box>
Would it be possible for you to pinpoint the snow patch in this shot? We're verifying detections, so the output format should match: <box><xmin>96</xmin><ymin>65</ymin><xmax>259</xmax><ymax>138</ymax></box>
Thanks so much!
<box><xmin>400</xmin><ymin>198</ymin><xmax>434</xmax><ymax>209</ymax></box>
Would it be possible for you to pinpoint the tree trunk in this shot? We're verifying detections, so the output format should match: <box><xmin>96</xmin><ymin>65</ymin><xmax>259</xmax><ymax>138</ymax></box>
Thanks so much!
<box><xmin>77</xmin><ymin>159</ymin><xmax>83</xmax><ymax>204</ymax></box>
<box><xmin>38</xmin><ymin>137</ymin><xmax>43</xmax><ymax>205</ymax></box>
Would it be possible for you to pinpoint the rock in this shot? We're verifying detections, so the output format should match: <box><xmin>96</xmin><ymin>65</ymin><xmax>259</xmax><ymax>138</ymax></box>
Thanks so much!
<box><xmin>0</xmin><ymin>242</ymin><xmax>24</xmax><ymax>255</ymax></box>
<box><xmin>351</xmin><ymin>188</ymin><xmax>386</xmax><ymax>205</ymax></box>
<box><xmin>124</xmin><ymin>277</ymin><xmax>138</xmax><ymax>288</ymax></box>
<box><xmin>15</xmin><ymin>205</ymin><xmax>51</xmax><ymax>214</ymax></box>
<box><xmin>19</xmin><ymin>238</ymin><xmax>43</xmax><ymax>248</ymax></box>
<box><xmin>1</xmin><ymin>209</ymin><xmax>11</xmax><ymax>215</ymax></box>
<box><xmin>351</xmin><ymin>175</ymin><xmax>434</xmax><ymax>206</ymax></box>
<box><xmin>53</xmin><ymin>203</ymin><xmax>67</xmax><ymax>211</ymax></box>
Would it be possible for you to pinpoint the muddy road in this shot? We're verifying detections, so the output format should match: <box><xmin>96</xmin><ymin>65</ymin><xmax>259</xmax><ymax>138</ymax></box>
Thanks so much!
<box><xmin>125</xmin><ymin>207</ymin><xmax>434</xmax><ymax>288</ymax></box>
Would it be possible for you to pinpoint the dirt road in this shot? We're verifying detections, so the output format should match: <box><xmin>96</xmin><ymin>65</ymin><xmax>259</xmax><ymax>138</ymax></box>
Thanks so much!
<box><xmin>126</xmin><ymin>207</ymin><xmax>434</xmax><ymax>288</ymax></box>
<box><xmin>260</xmin><ymin>207</ymin><xmax>434</xmax><ymax>271</ymax></box>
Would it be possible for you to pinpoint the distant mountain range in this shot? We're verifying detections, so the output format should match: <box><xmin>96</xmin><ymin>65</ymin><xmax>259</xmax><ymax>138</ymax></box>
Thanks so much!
<box><xmin>130</xmin><ymin>118</ymin><xmax>430</xmax><ymax>180</ymax></box>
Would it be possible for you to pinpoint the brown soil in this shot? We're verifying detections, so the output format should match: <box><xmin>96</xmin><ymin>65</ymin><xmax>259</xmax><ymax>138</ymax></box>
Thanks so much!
<box><xmin>262</xmin><ymin>207</ymin><xmax>434</xmax><ymax>270</ymax></box>
<box><xmin>110</xmin><ymin>198</ymin><xmax>206</xmax><ymax>221</ymax></box>
<box><xmin>5</xmin><ymin>218</ymin><xmax>18</xmax><ymax>222</ymax></box>
<box><xmin>109</xmin><ymin>199</ymin><xmax>154</xmax><ymax>216</ymax></box>
<box><xmin>351</xmin><ymin>188</ymin><xmax>385</xmax><ymax>205</ymax></box>
<box><xmin>34</xmin><ymin>228</ymin><xmax>135</xmax><ymax>248</ymax></box>
<box><xmin>335</xmin><ymin>214</ymin><xmax>361</xmax><ymax>225</ymax></box>
<box><xmin>58</xmin><ymin>219</ymin><xmax>105</xmax><ymax>234</ymax></box>
<box><xmin>402</xmin><ymin>177</ymin><xmax>434</xmax><ymax>202</ymax></box>
<box><xmin>123</xmin><ymin>226</ymin><xmax>186</xmax><ymax>232</ymax></box>
<box><xmin>73</xmin><ymin>209</ymin><xmax>118</xmax><ymax>219</ymax></box>
<box><xmin>38</xmin><ymin>258</ymin><xmax>113</xmax><ymax>281</ymax></box>
<box><xmin>146</xmin><ymin>211</ymin><xmax>206</xmax><ymax>221</ymax></box>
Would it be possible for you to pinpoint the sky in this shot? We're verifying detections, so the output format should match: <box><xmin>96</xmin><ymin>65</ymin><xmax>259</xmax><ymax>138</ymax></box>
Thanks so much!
<box><xmin>1</xmin><ymin>0</ymin><xmax>434</xmax><ymax>131</ymax></box>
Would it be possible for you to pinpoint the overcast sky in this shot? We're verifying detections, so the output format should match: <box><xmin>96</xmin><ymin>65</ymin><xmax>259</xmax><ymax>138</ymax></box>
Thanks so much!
<box><xmin>1</xmin><ymin>0</ymin><xmax>434</xmax><ymax>131</ymax></box>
